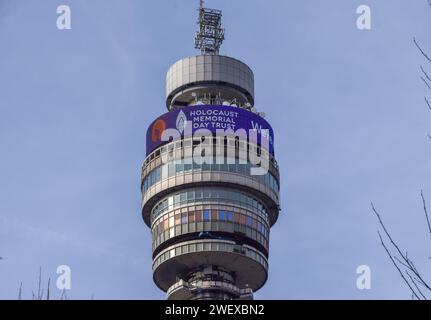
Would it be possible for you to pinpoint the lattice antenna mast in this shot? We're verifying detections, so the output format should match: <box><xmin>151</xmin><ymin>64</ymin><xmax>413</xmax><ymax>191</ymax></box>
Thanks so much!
<box><xmin>194</xmin><ymin>0</ymin><xmax>225</xmax><ymax>55</ymax></box>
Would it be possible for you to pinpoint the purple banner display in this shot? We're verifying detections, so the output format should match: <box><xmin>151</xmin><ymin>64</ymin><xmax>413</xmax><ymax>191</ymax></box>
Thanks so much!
<box><xmin>146</xmin><ymin>105</ymin><xmax>274</xmax><ymax>156</ymax></box>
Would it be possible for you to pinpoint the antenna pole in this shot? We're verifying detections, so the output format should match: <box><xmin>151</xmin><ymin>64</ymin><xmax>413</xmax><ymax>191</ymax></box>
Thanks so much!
<box><xmin>194</xmin><ymin>0</ymin><xmax>225</xmax><ymax>55</ymax></box>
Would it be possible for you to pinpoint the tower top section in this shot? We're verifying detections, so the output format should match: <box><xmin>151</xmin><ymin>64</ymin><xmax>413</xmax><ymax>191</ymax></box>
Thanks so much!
<box><xmin>194</xmin><ymin>0</ymin><xmax>225</xmax><ymax>55</ymax></box>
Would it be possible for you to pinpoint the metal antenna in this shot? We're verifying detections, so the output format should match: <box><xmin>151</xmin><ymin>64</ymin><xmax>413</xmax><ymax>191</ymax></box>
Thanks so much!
<box><xmin>194</xmin><ymin>0</ymin><xmax>225</xmax><ymax>55</ymax></box>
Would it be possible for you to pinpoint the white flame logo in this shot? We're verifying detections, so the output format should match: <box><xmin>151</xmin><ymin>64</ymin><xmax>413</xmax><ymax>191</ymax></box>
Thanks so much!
<box><xmin>176</xmin><ymin>110</ymin><xmax>187</xmax><ymax>134</ymax></box>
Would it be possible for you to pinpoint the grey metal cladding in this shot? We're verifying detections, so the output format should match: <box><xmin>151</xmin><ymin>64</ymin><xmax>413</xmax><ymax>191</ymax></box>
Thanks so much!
<box><xmin>166</xmin><ymin>55</ymin><xmax>255</xmax><ymax>105</ymax></box>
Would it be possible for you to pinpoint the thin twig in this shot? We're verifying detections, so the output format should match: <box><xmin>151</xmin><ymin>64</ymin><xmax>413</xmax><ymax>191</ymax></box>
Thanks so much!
<box><xmin>372</xmin><ymin>203</ymin><xmax>431</xmax><ymax>297</ymax></box>
<box><xmin>421</xmin><ymin>66</ymin><xmax>431</xmax><ymax>83</ymax></box>
<box><xmin>372</xmin><ymin>204</ymin><xmax>412</xmax><ymax>267</ymax></box>
<box><xmin>425</xmin><ymin>97</ymin><xmax>431</xmax><ymax>111</ymax></box>
<box><xmin>394</xmin><ymin>254</ymin><xmax>429</xmax><ymax>291</ymax></box>
<box><xmin>394</xmin><ymin>256</ymin><xmax>412</xmax><ymax>270</ymax></box>
<box><xmin>378</xmin><ymin>232</ymin><xmax>421</xmax><ymax>299</ymax></box>
<box><xmin>18</xmin><ymin>282</ymin><xmax>22</xmax><ymax>300</ymax></box>
<box><xmin>37</xmin><ymin>267</ymin><xmax>42</xmax><ymax>300</ymax></box>
<box><xmin>414</xmin><ymin>37</ymin><xmax>431</xmax><ymax>63</ymax></box>
<box><xmin>421</xmin><ymin>190</ymin><xmax>431</xmax><ymax>235</ymax></box>
<box><xmin>407</xmin><ymin>270</ymin><xmax>427</xmax><ymax>300</ymax></box>
<box><xmin>61</xmin><ymin>289</ymin><xmax>66</xmax><ymax>301</ymax></box>
<box><xmin>422</xmin><ymin>77</ymin><xmax>431</xmax><ymax>91</ymax></box>
<box><xmin>408</xmin><ymin>259</ymin><xmax>431</xmax><ymax>291</ymax></box>
<box><xmin>47</xmin><ymin>278</ymin><xmax>51</xmax><ymax>301</ymax></box>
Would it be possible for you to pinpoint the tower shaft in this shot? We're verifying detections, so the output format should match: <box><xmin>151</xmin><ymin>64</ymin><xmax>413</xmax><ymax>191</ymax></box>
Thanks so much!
<box><xmin>141</xmin><ymin>2</ymin><xmax>281</xmax><ymax>300</ymax></box>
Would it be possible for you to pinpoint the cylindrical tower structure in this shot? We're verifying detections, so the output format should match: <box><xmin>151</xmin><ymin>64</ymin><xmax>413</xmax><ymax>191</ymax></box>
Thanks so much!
<box><xmin>141</xmin><ymin>2</ymin><xmax>280</xmax><ymax>300</ymax></box>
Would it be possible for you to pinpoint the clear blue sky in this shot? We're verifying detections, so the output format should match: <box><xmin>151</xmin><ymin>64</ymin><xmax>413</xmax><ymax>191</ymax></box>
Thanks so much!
<box><xmin>0</xmin><ymin>0</ymin><xmax>430</xmax><ymax>299</ymax></box>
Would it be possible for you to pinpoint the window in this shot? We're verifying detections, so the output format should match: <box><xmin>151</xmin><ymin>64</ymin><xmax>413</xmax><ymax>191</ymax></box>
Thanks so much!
<box><xmin>162</xmin><ymin>164</ymin><xmax>168</xmax><ymax>179</ymax></box>
<box><xmin>219</xmin><ymin>210</ymin><xmax>226</xmax><ymax>221</ymax></box>
<box><xmin>168</xmin><ymin>164</ymin><xmax>175</xmax><ymax>176</ymax></box>
<box><xmin>246</xmin><ymin>216</ymin><xmax>253</xmax><ymax>227</ymax></box>
<box><xmin>155</xmin><ymin>167</ymin><xmax>161</xmax><ymax>181</ymax></box>
<box><xmin>187</xmin><ymin>191</ymin><xmax>194</xmax><ymax>200</ymax></box>
<box><xmin>181</xmin><ymin>213</ymin><xmax>188</xmax><ymax>224</ymax></box>
<box><xmin>226</xmin><ymin>211</ymin><xmax>233</xmax><ymax>222</ymax></box>
<box><xmin>188</xmin><ymin>212</ymin><xmax>195</xmax><ymax>223</ymax></box>
<box><xmin>151</xmin><ymin>188</ymin><xmax>269</xmax><ymax>221</ymax></box>
<box><xmin>203</xmin><ymin>210</ymin><xmax>210</xmax><ymax>221</ymax></box>
<box><xmin>257</xmin><ymin>222</ymin><xmax>263</xmax><ymax>234</ymax></box>
<box><xmin>176</xmin><ymin>163</ymin><xmax>184</xmax><ymax>173</ymax></box>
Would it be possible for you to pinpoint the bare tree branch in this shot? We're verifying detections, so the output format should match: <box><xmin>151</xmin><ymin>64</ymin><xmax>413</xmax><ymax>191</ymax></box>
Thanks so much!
<box><xmin>394</xmin><ymin>252</ymin><xmax>430</xmax><ymax>291</ymax></box>
<box><xmin>377</xmin><ymin>231</ymin><xmax>421</xmax><ymax>299</ymax></box>
<box><xmin>37</xmin><ymin>267</ymin><xmax>42</xmax><ymax>300</ymax></box>
<box><xmin>421</xmin><ymin>66</ymin><xmax>431</xmax><ymax>84</ymax></box>
<box><xmin>18</xmin><ymin>282</ymin><xmax>22</xmax><ymax>300</ymax></box>
<box><xmin>394</xmin><ymin>256</ymin><xmax>413</xmax><ymax>270</ymax></box>
<box><xmin>414</xmin><ymin>37</ymin><xmax>431</xmax><ymax>63</ymax></box>
<box><xmin>382</xmin><ymin>1</ymin><xmax>431</xmax><ymax>299</ymax></box>
<box><xmin>372</xmin><ymin>204</ymin><xmax>412</xmax><ymax>267</ymax></box>
<box><xmin>60</xmin><ymin>289</ymin><xmax>67</xmax><ymax>301</ymax></box>
<box><xmin>372</xmin><ymin>201</ymin><xmax>431</xmax><ymax>298</ymax></box>
<box><xmin>421</xmin><ymin>190</ymin><xmax>431</xmax><ymax>235</ymax></box>
<box><xmin>422</xmin><ymin>77</ymin><xmax>431</xmax><ymax>91</ymax></box>
<box><xmin>425</xmin><ymin>97</ymin><xmax>431</xmax><ymax>111</ymax></box>
<box><xmin>406</xmin><ymin>270</ymin><xmax>428</xmax><ymax>300</ymax></box>
<box><xmin>46</xmin><ymin>278</ymin><xmax>51</xmax><ymax>301</ymax></box>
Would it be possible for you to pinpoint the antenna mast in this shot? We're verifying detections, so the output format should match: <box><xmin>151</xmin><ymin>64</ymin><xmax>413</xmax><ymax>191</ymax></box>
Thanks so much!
<box><xmin>194</xmin><ymin>0</ymin><xmax>225</xmax><ymax>55</ymax></box>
